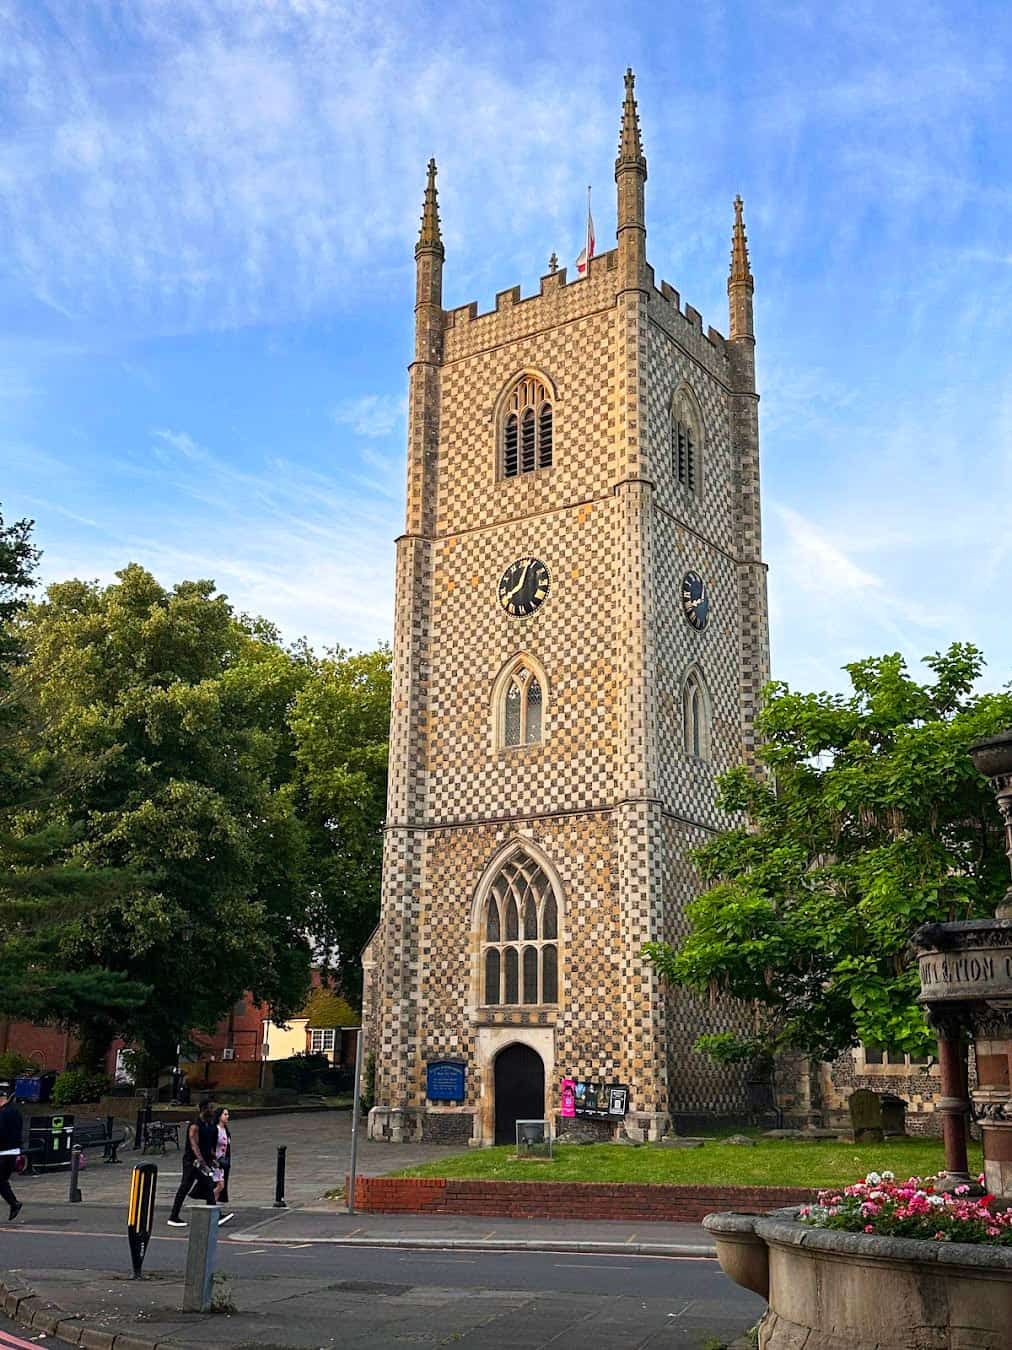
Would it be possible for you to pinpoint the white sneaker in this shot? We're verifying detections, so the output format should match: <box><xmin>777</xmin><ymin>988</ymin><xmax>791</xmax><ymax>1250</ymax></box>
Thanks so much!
<box><xmin>167</xmin><ymin>1218</ymin><xmax>187</xmax><ymax>1227</ymax></box>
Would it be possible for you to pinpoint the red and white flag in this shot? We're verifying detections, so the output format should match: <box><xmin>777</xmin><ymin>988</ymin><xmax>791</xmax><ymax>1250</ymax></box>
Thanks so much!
<box><xmin>576</xmin><ymin>186</ymin><xmax>595</xmax><ymax>275</ymax></box>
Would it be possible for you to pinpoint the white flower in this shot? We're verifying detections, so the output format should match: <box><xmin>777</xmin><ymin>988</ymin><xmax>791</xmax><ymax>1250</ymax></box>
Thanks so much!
<box><xmin>928</xmin><ymin>1195</ymin><xmax>945</xmax><ymax>1208</ymax></box>
<box><xmin>866</xmin><ymin>1172</ymin><xmax>882</xmax><ymax>1186</ymax></box>
<box><xmin>882</xmin><ymin>1171</ymin><xmax>895</xmax><ymax>1182</ymax></box>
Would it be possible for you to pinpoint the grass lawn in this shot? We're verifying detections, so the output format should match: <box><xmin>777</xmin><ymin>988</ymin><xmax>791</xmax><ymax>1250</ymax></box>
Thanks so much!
<box><xmin>392</xmin><ymin>1134</ymin><xmax>983</xmax><ymax>1190</ymax></box>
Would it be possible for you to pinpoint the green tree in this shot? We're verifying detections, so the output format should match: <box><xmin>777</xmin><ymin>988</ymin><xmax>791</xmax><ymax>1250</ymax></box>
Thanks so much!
<box><xmin>10</xmin><ymin>564</ymin><xmax>315</xmax><ymax>1067</ymax></box>
<box><xmin>643</xmin><ymin>644</ymin><xmax>1012</xmax><ymax>1065</ymax></box>
<box><xmin>289</xmin><ymin>645</ymin><xmax>391</xmax><ymax>1004</ymax></box>
<box><xmin>0</xmin><ymin>511</ymin><xmax>144</xmax><ymax>1034</ymax></box>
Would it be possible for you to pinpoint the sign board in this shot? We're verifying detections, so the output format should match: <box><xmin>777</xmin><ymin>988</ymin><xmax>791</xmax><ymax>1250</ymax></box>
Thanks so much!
<box><xmin>560</xmin><ymin>1077</ymin><xmax>575</xmax><ymax>1118</ymax></box>
<box><xmin>570</xmin><ymin>1080</ymin><xmax>630</xmax><ymax>1120</ymax></box>
<box><xmin>607</xmin><ymin>1086</ymin><xmax>629</xmax><ymax>1118</ymax></box>
<box><xmin>918</xmin><ymin>948</ymin><xmax>1012</xmax><ymax>1003</ymax></box>
<box><xmin>426</xmin><ymin>1059</ymin><xmax>466</xmax><ymax>1102</ymax></box>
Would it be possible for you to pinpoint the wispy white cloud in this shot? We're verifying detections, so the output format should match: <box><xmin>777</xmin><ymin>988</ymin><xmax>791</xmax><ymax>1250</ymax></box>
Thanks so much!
<box><xmin>331</xmin><ymin>394</ymin><xmax>406</xmax><ymax>439</ymax></box>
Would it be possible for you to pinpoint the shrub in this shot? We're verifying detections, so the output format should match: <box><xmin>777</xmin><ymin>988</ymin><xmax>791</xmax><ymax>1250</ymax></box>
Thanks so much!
<box><xmin>271</xmin><ymin>1053</ymin><xmax>329</xmax><ymax>1093</ymax></box>
<box><xmin>0</xmin><ymin>1051</ymin><xmax>39</xmax><ymax>1080</ymax></box>
<box><xmin>361</xmin><ymin>1050</ymin><xmax>376</xmax><ymax>1113</ymax></box>
<box><xmin>51</xmin><ymin>1068</ymin><xmax>112</xmax><ymax>1105</ymax></box>
<box><xmin>800</xmin><ymin>1171</ymin><xmax>1012</xmax><ymax>1246</ymax></box>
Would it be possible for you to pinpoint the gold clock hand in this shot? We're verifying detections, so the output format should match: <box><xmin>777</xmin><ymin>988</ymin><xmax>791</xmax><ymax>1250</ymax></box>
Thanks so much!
<box><xmin>507</xmin><ymin>562</ymin><xmax>531</xmax><ymax>599</ymax></box>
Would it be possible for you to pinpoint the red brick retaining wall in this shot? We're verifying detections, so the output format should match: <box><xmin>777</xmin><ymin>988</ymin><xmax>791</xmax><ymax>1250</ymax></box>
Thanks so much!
<box><xmin>349</xmin><ymin>1176</ymin><xmax>814</xmax><ymax>1222</ymax></box>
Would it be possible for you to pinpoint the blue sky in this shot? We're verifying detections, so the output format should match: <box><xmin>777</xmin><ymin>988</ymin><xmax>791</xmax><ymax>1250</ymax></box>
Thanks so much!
<box><xmin>2</xmin><ymin>0</ymin><xmax>1011</xmax><ymax>695</ymax></box>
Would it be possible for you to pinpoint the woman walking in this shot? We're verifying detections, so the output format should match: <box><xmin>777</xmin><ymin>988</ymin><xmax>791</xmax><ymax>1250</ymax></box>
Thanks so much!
<box><xmin>212</xmin><ymin>1106</ymin><xmax>231</xmax><ymax>1204</ymax></box>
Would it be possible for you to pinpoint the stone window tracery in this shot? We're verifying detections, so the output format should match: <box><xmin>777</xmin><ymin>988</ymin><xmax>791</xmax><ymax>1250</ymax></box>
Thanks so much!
<box><xmin>683</xmin><ymin>666</ymin><xmax>712</xmax><ymax>761</ymax></box>
<box><xmin>481</xmin><ymin>851</ymin><xmax>560</xmax><ymax>1007</ymax></box>
<box><xmin>502</xmin><ymin>375</ymin><xmax>553</xmax><ymax>478</ymax></box>
<box><xmin>495</xmin><ymin>656</ymin><xmax>546</xmax><ymax>749</ymax></box>
<box><xmin>671</xmin><ymin>386</ymin><xmax>703</xmax><ymax>494</ymax></box>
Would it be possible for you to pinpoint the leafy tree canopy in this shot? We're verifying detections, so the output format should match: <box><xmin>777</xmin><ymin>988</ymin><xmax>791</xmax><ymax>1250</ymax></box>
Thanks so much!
<box><xmin>289</xmin><ymin>644</ymin><xmax>391</xmax><ymax>1004</ymax></box>
<box><xmin>8</xmin><ymin>564</ymin><xmax>315</xmax><ymax>1065</ymax></box>
<box><xmin>1</xmin><ymin>513</ymin><xmax>146</xmax><ymax>1033</ymax></box>
<box><xmin>300</xmin><ymin>987</ymin><xmax>361</xmax><ymax>1028</ymax></box>
<box><xmin>643</xmin><ymin>644</ymin><xmax>1012</xmax><ymax>1066</ymax></box>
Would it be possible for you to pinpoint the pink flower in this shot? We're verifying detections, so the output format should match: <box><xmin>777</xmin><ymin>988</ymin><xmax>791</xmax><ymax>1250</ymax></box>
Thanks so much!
<box><xmin>864</xmin><ymin>1225</ymin><xmax>874</xmax><ymax>1233</ymax></box>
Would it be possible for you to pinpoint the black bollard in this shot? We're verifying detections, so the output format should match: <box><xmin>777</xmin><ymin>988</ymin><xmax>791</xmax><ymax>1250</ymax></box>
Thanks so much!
<box><xmin>274</xmin><ymin>1145</ymin><xmax>287</xmax><ymax>1208</ymax></box>
<box><xmin>68</xmin><ymin>1145</ymin><xmax>83</xmax><ymax>1203</ymax></box>
<box><xmin>134</xmin><ymin>1106</ymin><xmax>145</xmax><ymax>1150</ymax></box>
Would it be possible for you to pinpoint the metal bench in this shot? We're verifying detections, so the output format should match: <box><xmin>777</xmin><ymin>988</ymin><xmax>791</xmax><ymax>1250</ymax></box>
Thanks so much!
<box><xmin>142</xmin><ymin>1120</ymin><xmax>181</xmax><ymax>1154</ymax></box>
<box><xmin>71</xmin><ymin>1120</ymin><xmax>127</xmax><ymax>1163</ymax></box>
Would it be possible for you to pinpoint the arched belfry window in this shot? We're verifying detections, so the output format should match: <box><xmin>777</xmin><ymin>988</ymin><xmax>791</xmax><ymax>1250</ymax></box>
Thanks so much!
<box><xmin>683</xmin><ymin>666</ymin><xmax>712</xmax><ymax>761</ymax></box>
<box><xmin>493</xmin><ymin>654</ymin><xmax>547</xmax><ymax>749</ymax></box>
<box><xmin>671</xmin><ymin>386</ymin><xmax>703</xmax><ymax>494</ymax></box>
<box><xmin>480</xmin><ymin>848</ymin><xmax>561</xmax><ymax>1007</ymax></box>
<box><xmin>501</xmin><ymin>374</ymin><xmax>553</xmax><ymax>478</ymax></box>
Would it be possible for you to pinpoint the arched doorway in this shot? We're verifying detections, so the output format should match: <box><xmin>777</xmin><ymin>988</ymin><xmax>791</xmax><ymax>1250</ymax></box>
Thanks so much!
<box><xmin>494</xmin><ymin>1043</ymin><xmax>544</xmax><ymax>1146</ymax></box>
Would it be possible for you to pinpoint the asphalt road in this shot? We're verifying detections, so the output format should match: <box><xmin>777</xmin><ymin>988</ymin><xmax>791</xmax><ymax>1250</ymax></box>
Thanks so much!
<box><xmin>0</xmin><ymin>1206</ymin><xmax>765</xmax><ymax>1345</ymax></box>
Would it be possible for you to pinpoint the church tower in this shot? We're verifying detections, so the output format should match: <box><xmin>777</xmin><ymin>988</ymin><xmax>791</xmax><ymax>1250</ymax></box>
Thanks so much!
<box><xmin>363</xmin><ymin>73</ymin><xmax>770</xmax><ymax>1145</ymax></box>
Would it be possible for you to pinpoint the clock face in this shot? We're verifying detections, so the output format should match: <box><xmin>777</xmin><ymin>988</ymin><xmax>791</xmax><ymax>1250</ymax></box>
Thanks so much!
<box><xmin>498</xmin><ymin>556</ymin><xmax>551</xmax><ymax>618</ymax></box>
<box><xmin>681</xmin><ymin>570</ymin><xmax>710</xmax><ymax>631</ymax></box>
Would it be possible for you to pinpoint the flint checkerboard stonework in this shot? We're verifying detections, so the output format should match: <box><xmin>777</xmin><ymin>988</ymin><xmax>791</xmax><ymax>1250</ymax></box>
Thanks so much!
<box><xmin>364</xmin><ymin>76</ymin><xmax>772</xmax><ymax>1144</ymax></box>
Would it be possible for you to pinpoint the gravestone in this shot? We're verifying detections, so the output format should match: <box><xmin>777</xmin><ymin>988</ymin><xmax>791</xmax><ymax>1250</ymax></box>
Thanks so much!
<box><xmin>848</xmin><ymin>1088</ymin><xmax>884</xmax><ymax>1143</ymax></box>
<box><xmin>881</xmin><ymin>1093</ymin><xmax>907</xmax><ymax>1136</ymax></box>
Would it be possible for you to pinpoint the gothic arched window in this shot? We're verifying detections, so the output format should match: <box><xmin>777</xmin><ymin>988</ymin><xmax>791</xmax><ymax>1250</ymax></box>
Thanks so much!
<box><xmin>480</xmin><ymin>850</ymin><xmax>561</xmax><ymax>1006</ymax></box>
<box><xmin>683</xmin><ymin>666</ymin><xmax>712</xmax><ymax>761</ymax></box>
<box><xmin>494</xmin><ymin>655</ymin><xmax>547</xmax><ymax>749</ymax></box>
<box><xmin>501</xmin><ymin>375</ymin><xmax>553</xmax><ymax>478</ymax></box>
<box><xmin>671</xmin><ymin>386</ymin><xmax>703</xmax><ymax>494</ymax></box>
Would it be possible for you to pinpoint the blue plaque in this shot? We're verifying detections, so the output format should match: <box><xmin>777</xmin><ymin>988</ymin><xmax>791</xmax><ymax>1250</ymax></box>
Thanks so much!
<box><xmin>426</xmin><ymin>1059</ymin><xmax>466</xmax><ymax>1102</ymax></box>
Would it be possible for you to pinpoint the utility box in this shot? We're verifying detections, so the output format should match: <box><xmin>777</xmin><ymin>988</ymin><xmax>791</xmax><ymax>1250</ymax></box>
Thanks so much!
<box><xmin>515</xmin><ymin>1119</ymin><xmax>552</xmax><ymax>1159</ymax></box>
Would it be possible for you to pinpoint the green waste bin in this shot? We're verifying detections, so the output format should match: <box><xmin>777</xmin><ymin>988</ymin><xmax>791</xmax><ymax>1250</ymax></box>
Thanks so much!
<box><xmin>28</xmin><ymin>1113</ymin><xmax>75</xmax><ymax>1168</ymax></box>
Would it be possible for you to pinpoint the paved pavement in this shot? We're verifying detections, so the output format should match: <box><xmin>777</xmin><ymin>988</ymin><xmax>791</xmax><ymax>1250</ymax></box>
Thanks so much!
<box><xmin>16</xmin><ymin>1109</ymin><xmax>453</xmax><ymax>1208</ymax></box>
<box><xmin>4</xmin><ymin>1198</ymin><xmax>716</xmax><ymax>1257</ymax></box>
<box><xmin>2</xmin><ymin>1249</ymin><xmax>763</xmax><ymax>1348</ymax></box>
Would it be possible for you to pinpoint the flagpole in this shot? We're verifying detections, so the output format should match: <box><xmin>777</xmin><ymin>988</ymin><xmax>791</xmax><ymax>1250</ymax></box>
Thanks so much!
<box><xmin>585</xmin><ymin>185</ymin><xmax>591</xmax><ymax>279</ymax></box>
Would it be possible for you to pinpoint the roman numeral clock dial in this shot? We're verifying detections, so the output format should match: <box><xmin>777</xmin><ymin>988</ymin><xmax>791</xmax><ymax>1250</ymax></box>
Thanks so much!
<box><xmin>498</xmin><ymin>557</ymin><xmax>551</xmax><ymax>618</ymax></box>
<box><xmin>681</xmin><ymin>570</ymin><xmax>711</xmax><ymax>631</ymax></box>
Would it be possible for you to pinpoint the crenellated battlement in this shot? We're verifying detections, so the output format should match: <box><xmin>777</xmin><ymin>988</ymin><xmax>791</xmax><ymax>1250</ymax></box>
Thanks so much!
<box><xmin>652</xmin><ymin>275</ymin><xmax>727</xmax><ymax>363</ymax></box>
<box><xmin>441</xmin><ymin>248</ymin><xmax>728</xmax><ymax>374</ymax></box>
<box><xmin>442</xmin><ymin>249</ymin><xmax>621</xmax><ymax>361</ymax></box>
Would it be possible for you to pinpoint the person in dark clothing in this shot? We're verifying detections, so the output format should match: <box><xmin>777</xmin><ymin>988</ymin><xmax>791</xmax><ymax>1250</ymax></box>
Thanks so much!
<box><xmin>0</xmin><ymin>1083</ymin><xmax>24</xmax><ymax>1221</ymax></box>
<box><xmin>167</xmin><ymin>1098</ymin><xmax>233</xmax><ymax>1227</ymax></box>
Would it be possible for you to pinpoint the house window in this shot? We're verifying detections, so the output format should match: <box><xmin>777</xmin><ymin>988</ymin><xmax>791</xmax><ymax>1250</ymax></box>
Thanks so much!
<box><xmin>671</xmin><ymin>387</ymin><xmax>703</xmax><ymax>493</ymax></box>
<box><xmin>683</xmin><ymin>667</ymin><xmax>712</xmax><ymax>761</ymax></box>
<box><xmin>496</xmin><ymin>656</ymin><xmax>546</xmax><ymax>749</ymax></box>
<box><xmin>502</xmin><ymin>375</ymin><xmax>553</xmax><ymax>478</ymax></box>
<box><xmin>310</xmin><ymin>1028</ymin><xmax>336</xmax><ymax>1054</ymax></box>
<box><xmin>481</xmin><ymin>850</ymin><xmax>561</xmax><ymax>1006</ymax></box>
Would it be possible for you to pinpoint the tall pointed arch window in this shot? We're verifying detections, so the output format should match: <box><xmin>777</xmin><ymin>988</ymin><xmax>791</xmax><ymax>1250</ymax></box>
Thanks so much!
<box><xmin>671</xmin><ymin>387</ymin><xmax>703</xmax><ymax>494</ymax></box>
<box><xmin>494</xmin><ymin>655</ymin><xmax>547</xmax><ymax>749</ymax></box>
<box><xmin>683</xmin><ymin>666</ymin><xmax>712</xmax><ymax>761</ymax></box>
<box><xmin>501</xmin><ymin>375</ymin><xmax>553</xmax><ymax>478</ymax></box>
<box><xmin>481</xmin><ymin>850</ymin><xmax>560</xmax><ymax>1007</ymax></box>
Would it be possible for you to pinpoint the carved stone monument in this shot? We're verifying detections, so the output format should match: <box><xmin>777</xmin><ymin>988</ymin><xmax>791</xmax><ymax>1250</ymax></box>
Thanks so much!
<box><xmin>848</xmin><ymin>1088</ymin><xmax>884</xmax><ymax>1143</ymax></box>
<box><xmin>912</xmin><ymin>729</ymin><xmax>1012</xmax><ymax>1202</ymax></box>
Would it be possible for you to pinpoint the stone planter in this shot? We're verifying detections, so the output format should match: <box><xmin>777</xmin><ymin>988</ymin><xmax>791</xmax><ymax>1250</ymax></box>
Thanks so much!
<box><xmin>704</xmin><ymin>1210</ymin><xmax>1012</xmax><ymax>1349</ymax></box>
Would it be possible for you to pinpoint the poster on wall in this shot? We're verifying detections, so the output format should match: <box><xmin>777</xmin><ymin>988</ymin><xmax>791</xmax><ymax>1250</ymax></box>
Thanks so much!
<box><xmin>568</xmin><ymin>1080</ymin><xmax>630</xmax><ymax>1120</ymax></box>
<box><xmin>560</xmin><ymin>1078</ymin><xmax>576</xmax><ymax>1117</ymax></box>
